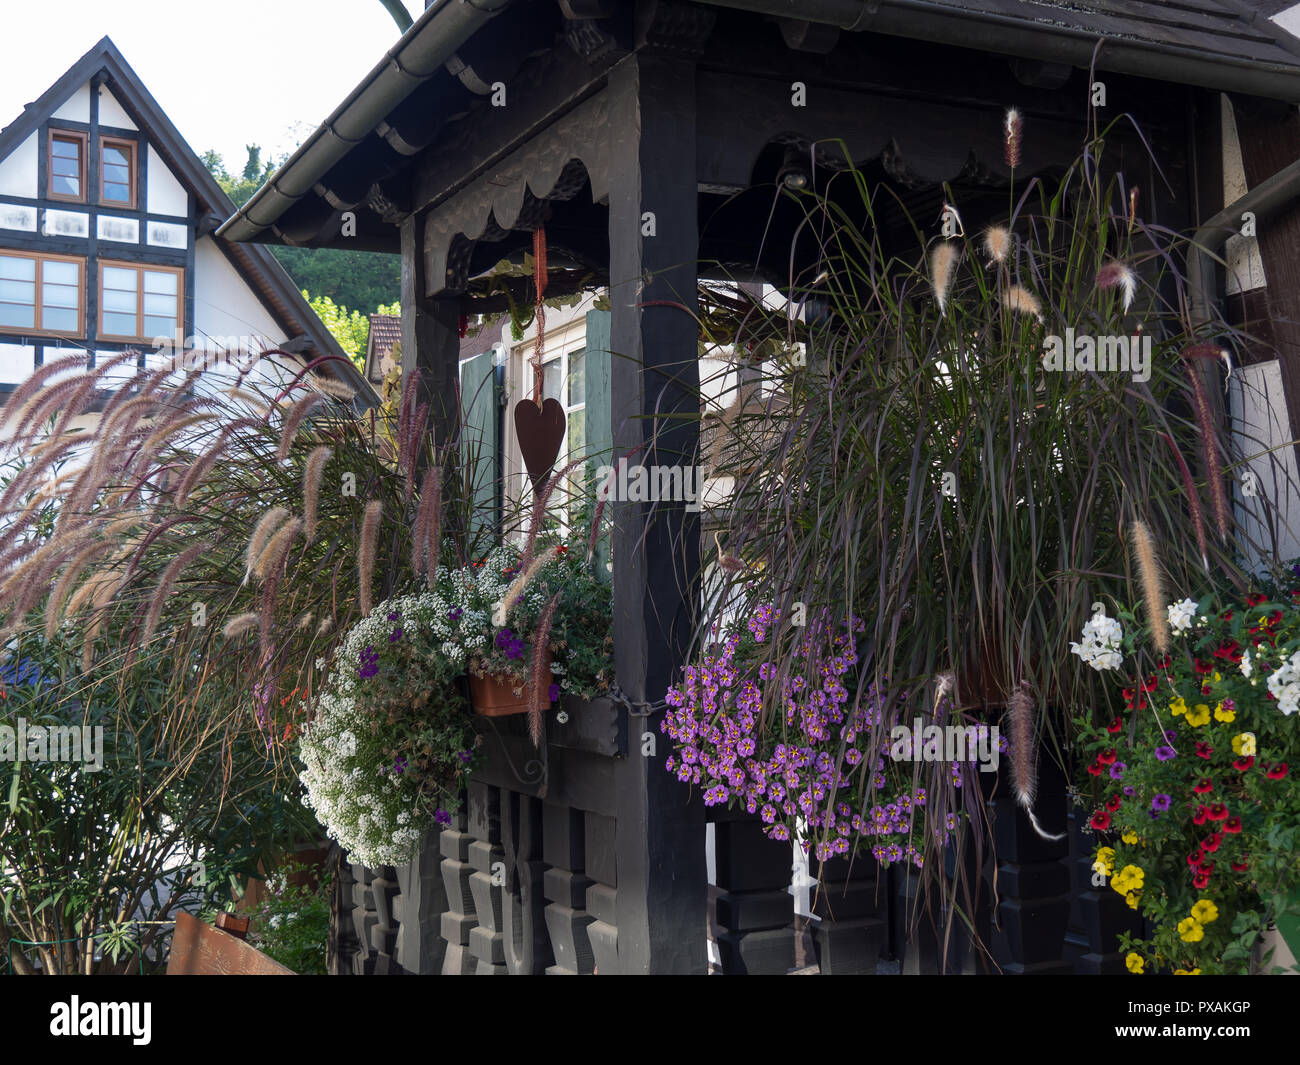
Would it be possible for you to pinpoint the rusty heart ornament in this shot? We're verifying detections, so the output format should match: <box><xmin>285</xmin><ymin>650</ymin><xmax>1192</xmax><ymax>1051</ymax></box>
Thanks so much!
<box><xmin>513</xmin><ymin>396</ymin><xmax>566</xmax><ymax>493</ymax></box>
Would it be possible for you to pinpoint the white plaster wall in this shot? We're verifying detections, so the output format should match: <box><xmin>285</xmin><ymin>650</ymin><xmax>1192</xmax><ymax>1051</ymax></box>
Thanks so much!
<box><xmin>1221</xmin><ymin>95</ymin><xmax>1268</xmax><ymax>295</ymax></box>
<box><xmin>51</xmin><ymin>82</ymin><xmax>90</xmax><ymax>123</ymax></box>
<box><xmin>97</xmin><ymin>87</ymin><xmax>136</xmax><ymax>130</ymax></box>
<box><xmin>191</xmin><ymin>236</ymin><xmax>283</xmax><ymax>349</ymax></box>
<box><xmin>146</xmin><ymin>144</ymin><xmax>187</xmax><ymax>217</ymax></box>
<box><xmin>1230</xmin><ymin>359</ymin><xmax>1300</xmax><ymax>567</ymax></box>
<box><xmin>0</xmin><ymin>132</ymin><xmax>39</xmax><ymax>199</ymax></box>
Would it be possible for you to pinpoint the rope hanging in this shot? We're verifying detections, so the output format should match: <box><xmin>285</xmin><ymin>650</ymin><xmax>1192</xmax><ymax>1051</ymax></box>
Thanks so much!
<box><xmin>531</xmin><ymin>226</ymin><xmax>547</xmax><ymax>403</ymax></box>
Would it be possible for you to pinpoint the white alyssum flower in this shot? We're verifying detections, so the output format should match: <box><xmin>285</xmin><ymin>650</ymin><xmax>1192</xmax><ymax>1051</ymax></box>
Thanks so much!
<box><xmin>1070</xmin><ymin>609</ymin><xmax>1124</xmax><ymax>672</ymax></box>
<box><xmin>1167</xmin><ymin>598</ymin><xmax>1197</xmax><ymax>636</ymax></box>
<box><xmin>1266</xmin><ymin>648</ymin><xmax>1300</xmax><ymax>716</ymax></box>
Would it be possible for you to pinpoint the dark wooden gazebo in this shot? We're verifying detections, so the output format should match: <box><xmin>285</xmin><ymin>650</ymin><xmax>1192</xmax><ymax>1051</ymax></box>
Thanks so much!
<box><xmin>222</xmin><ymin>0</ymin><xmax>1300</xmax><ymax>974</ymax></box>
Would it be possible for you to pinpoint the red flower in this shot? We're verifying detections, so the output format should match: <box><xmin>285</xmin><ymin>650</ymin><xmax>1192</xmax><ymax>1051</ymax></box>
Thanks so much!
<box><xmin>1245</xmin><ymin>593</ymin><xmax>1266</xmax><ymax>607</ymax></box>
<box><xmin>1086</xmin><ymin>762</ymin><xmax>1104</xmax><ymax>777</ymax></box>
<box><xmin>1207</xmin><ymin>803</ymin><xmax>1229</xmax><ymax>821</ymax></box>
<box><xmin>1187</xmin><ymin>850</ymin><xmax>1203</xmax><ymax>867</ymax></box>
<box><xmin>1106</xmin><ymin>717</ymin><xmax>1124</xmax><ymax>734</ymax></box>
<box><xmin>1202</xmin><ymin>832</ymin><xmax>1222</xmax><ymax>853</ymax></box>
<box><xmin>1121</xmin><ymin>687</ymin><xmax>1135</xmax><ymax>703</ymax></box>
<box><xmin>1192</xmin><ymin>806</ymin><xmax>1210</xmax><ymax>825</ymax></box>
<box><xmin>1233</xmin><ymin>756</ymin><xmax>1255</xmax><ymax>771</ymax></box>
<box><xmin>1194</xmin><ymin>742</ymin><xmax>1214</xmax><ymax>759</ymax></box>
<box><xmin>1223</xmin><ymin>817</ymin><xmax>1243</xmax><ymax>834</ymax></box>
<box><xmin>1266</xmin><ymin>762</ymin><xmax>1289</xmax><ymax>780</ymax></box>
<box><xmin>1232</xmin><ymin>859</ymin><xmax>1250</xmax><ymax>872</ymax></box>
<box><xmin>1098</xmin><ymin>748</ymin><xmax>1117</xmax><ymax>766</ymax></box>
<box><xmin>1194</xmin><ymin>659</ymin><xmax>1214</xmax><ymax>675</ymax></box>
<box><xmin>1269</xmin><ymin>609</ymin><xmax>1283</xmax><ymax>626</ymax></box>
<box><xmin>1201</xmin><ymin>683</ymin><xmax>1213</xmax><ymax>696</ymax></box>
<box><xmin>1155</xmin><ymin>655</ymin><xmax>1172</xmax><ymax>672</ymax></box>
<box><xmin>1193</xmin><ymin>871</ymin><xmax>1211</xmax><ymax>888</ymax></box>
<box><xmin>1105</xmin><ymin>793</ymin><xmax>1123</xmax><ymax>812</ymax></box>
<box><xmin>1198</xmin><ymin>861</ymin><xmax>1216</xmax><ymax>875</ymax></box>
<box><xmin>1089</xmin><ymin>810</ymin><xmax>1111</xmax><ymax>830</ymax></box>
<box><xmin>1140</xmin><ymin>674</ymin><xmax>1158</xmax><ymax>693</ymax></box>
<box><xmin>1193</xmin><ymin>778</ymin><xmax>1214</xmax><ymax>794</ymax></box>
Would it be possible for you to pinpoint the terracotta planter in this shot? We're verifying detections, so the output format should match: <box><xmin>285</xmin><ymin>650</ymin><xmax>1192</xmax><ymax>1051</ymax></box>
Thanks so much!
<box><xmin>469</xmin><ymin>663</ymin><xmax>552</xmax><ymax>717</ymax></box>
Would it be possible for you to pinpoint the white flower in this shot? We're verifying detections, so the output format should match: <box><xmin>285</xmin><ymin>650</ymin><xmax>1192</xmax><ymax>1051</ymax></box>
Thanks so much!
<box><xmin>1266</xmin><ymin>649</ymin><xmax>1300</xmax><ymax>715</ymax></box>
<box><xmin>1167</xmin><ymin>598</ymin><xmax>1197</xmax><ymax>636</ymax></box>
<box><xmin>1240</xmin><ymin>649</ymin><xmax>1252</xmax><ymax>679</ymax></box>
<box><xmin>1070</xmin><ymin>609</ymin><xmax>1124</xmax><ymax>672</ymax></box>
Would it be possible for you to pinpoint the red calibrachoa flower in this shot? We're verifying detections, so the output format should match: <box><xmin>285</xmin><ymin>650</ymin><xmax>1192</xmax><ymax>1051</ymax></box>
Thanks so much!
<box><xmin>1207</xmin><ymin>803</ymin><xmax>1230</xmax><ymax>821</ymax></box>
<box><xmin>1266</xmin><ymin>763</ymin><xmax>1289</xmax><ymax>780</ymax></box>
<box><xmin>1192</xmin><ymin>806</ymin><xmax>1210</xmax><ymax>825</ymax></box>
<box><xmin>1233</xmin><ymin>756</ymin><xmax>1254</xmax><ymax>771</ymax></box>
<box><xmin>1098</xmin><ymin>748</ymin><xmax>1117</xmax><ymax>766</ymax></box>
<box><xmin>1194</xmin><ymin>658</ymin><xmax>1214</xmax><ymax>675</ymax></box>
<box><xmin>1090</xmin><ymin>809</ymin><xmax>1110</xmax><ymax>830</ymax></box>
<box><xmin>1193</xmin><ymin>871</ymin><xmax>1212</xmax><ymax>889</ymax></box>
<box><xmin>1223</xmin><ymin>817</ymin><xmax>1243</xmax><ymax>834</ymax></box>
<box><xmin>1232</xmin><ymin>859</ymin><xmax>1250</xmax><ymax>872</ymax></box>
<box><xmin>1155</xmin><ymin>655</ymin><xmax>1172</xmax><ymax>672</ymax></box>
<box><xmin>1140</xmin><ymin>674</ymin><xmax>1158</xmax><ymax>692</ymax></box>
<box><xmin>1193</xmin><ymin>778</ymin><xmax>1214</xmax><ymax>794</ymax></box>
<box><xmin>1187</xmin><ymin>850</ymin><xmax>1203</xmax><ymax>866</ymax></box>
<box><xmin>1198</xmin><ymin>861</ymin><xmax>1215</xmax><ymax>875</ymax></box>
<box><xmin>1106</xmin><ymin>717</ymin><xmax>1125</xmax><ymax>734</ymax></box>
<box><xmin>1195</xmin><ymin>742</ymin><xmax>1214</xmax><ymax>759</ymax></box>
<box><xmin>1202</xmin><ymin>832</ymin><xmax>1222</xmax><ymax>853</ymax></box>
<box><xmin>1105</xmin><ymin>793</ymin><xmax>1122</xmax><ymax>812</ymax></box>
<box><xmin>1087</xmin><ymin>761</ymin><xmax>1104</xmax><ymax>777</ymax></box>
<box><xmin>1245</xmin><ymin>593</ymin><xmax>1266</xmax><ymax>607</ymax></box>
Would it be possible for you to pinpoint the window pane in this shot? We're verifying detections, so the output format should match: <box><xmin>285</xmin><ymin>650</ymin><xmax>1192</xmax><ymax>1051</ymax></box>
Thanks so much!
<box><xmin>104</xmin><ymin>182</ymin><xmax>130</xmax><ymax>203</ymax></box>
<box><xmin>0</xmin><ymin>278</ymin><xmax>35</xmax><ymax>303</ymax></box>
<box><xmin>52</xmin><ymin>138</ymin><xmax>80</xmax><ymax>160</ymax></box>
<box><xmin>52</xmin><ymin>157</ymin><xmax>80</xmax><ymax>178</ymax></box>
<box><xmin>103</xmin><ymin>267</ymin><xmax>137</xmax><ymax>292</ymax></box>
<box><xmin>0</xmin><ymin>257</ymin><xmax>35</xmax><ymax>282</ymax></box>
<box><xmin>43</xmin><ymin>260</ymin><xmax>77</xmax><ymax>285</ymax></box>
<box><xmin>143</xmin><ymin>270</ymin><xmax>177</xmax><ymax>295</ymax></box>
<box><xmin>143</xmin><ymin>315</ymin><xmax>176</xmax><ymax>339</ymax></box>
<box><xmin>568</xmin><ymin>349</ymin><xmax>585</xmax><ymax>407</ymax></box>
<box><xmin>143</xmin><ymin>291</ymin><xmax>175</xmax><ymax>316</ymax></box>
<box><xmin>567</xmin><ymin>407</ymin><xmax>585</xmax><ymax>460</ymax></box>
<box><xmin>42</xmin><ymin>280</ymin><xmax>78</xmax><ymax>310</ymax></box>
<box><xmin>0</xmin><ymin>302</ymin><xmax>35</xmax><ymax>329</ymax></box>
<box><xmin>102</xmin><ymin>311</ymin><xmax>137</xmax><ymax>336</ymax></box>
<box><xmin>52</xmin><ymin>174</ymin><xmax>79</xmax><ymax>197</ymax></box>
<box><xmin>103</xmin><ymin>145</ymin><xmax>129</xmax><ymax>168</ymax></box>
<box><xmin>102</xmin><ymin>287</ymin><xmax>137</xmax><ymax>314</ymax></box>
<box><xmin>542</xmin><ymin>358</ymin><xmax>563</xmax><ymax>403</ymax></box>
<box><xmin>42</xmin><ymin>306</ymin><xmax>78</xmax><ymax>332</ymax></box>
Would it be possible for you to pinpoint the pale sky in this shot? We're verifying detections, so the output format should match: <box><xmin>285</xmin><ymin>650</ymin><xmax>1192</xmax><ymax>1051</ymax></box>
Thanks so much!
<box><xmin>0</xmin><ymin>0</ymin><xmax>423</xmax><ymax>173</ymax></box>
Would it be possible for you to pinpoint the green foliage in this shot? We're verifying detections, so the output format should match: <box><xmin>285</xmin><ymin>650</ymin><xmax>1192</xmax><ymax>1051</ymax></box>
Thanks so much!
<box><xmin>245</xmin><ymin>860</ymin><xmax>333</xmax><ymax>975</ymax></box>
<box><xmin>306</xmin><ymin>292</ymin><xmax>370</xmax><ymax>369</ymax></box>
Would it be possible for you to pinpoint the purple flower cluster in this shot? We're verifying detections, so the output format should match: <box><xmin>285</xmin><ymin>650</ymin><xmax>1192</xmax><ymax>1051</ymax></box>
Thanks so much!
<box><xmin>494</xmin><ymin>628</ymin><xmax>525</xmax><ymax>660</ymax></box>
<box><xmin>661</xmin><ymin>610</ymin><xmax>923</xmax><ymax>867</ymax></box>
<box><xmin>357</xmin><ymin>645</ymin><xmax>380</xmax><ymax>679</ymax></box>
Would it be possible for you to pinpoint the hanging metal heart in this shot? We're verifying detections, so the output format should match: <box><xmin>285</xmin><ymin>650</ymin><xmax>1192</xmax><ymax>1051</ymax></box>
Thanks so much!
<box><xmin>513</xmin><ymin>397</ymin><xmax>566</xmax><ymax>493</ymax></box>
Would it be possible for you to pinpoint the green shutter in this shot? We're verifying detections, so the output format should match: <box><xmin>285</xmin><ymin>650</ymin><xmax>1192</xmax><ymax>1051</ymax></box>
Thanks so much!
<box><xmin>459</xmin><ymin>350</ymin><xmax>500</xmax><ymax>539</ymax></box>
<box><xmin>584</xmin><ymin>308</ymin><xmax>612</xmax><ymax>580</ymax></box>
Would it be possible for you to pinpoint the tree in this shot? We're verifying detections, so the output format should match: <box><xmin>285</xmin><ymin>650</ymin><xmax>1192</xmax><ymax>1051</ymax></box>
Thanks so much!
<box><xmin>306</xmin><ymin>292</ymin><xmax>369</xmax><ymax>370</ymax></box>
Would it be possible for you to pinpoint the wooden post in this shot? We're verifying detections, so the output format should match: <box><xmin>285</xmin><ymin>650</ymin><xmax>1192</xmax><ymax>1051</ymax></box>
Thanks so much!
<box><xmin>401</xmin><ymin>210</ymin><xmax>462</xmax><ymax>452</ymax></box>
<box><xmin>606</xmin><ymin>50</ymin><xmax>706</xmax><ymax>974</ymax></box>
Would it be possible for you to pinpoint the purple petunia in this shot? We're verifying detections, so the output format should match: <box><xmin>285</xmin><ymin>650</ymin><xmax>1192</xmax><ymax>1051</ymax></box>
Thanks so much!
<box><xmin>357</xmin><ymin>645</ymin><xmax>380</xmax><ymax>679</ymax></box>
<box><xmin>547</xmin><ymin>683</ymin><xmax>560</xmax><ymax>703</ymax></box>
<box><xmin>1150</xmin><ymin>793</ymin><xmax>1171</xmax><ymax>813</ymax></box>
<box><xmin>434</xmin><ymin>809</ymin><xmax>451</xmax><ymax>826</ymax></box>
<box><xmin>1155</xmin><ymin>745</ymin><xmax>1176</xmax><ymax>761</ymax></box>
<box><xmin>1109</xmin><ymin>762</ymin><xmax>1126</xmax><ymax>780</ymax></box>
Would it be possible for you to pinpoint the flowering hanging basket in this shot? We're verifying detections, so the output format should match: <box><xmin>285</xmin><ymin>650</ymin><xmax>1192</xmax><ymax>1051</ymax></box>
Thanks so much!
<box><xmin>469</xmin><ymin>658</ymin><xmax>552</xmax><ymax>718</ymax></box>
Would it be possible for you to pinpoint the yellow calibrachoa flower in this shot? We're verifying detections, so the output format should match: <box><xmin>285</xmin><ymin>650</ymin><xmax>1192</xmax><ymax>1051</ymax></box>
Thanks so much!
<box><xmin>1121</xmin><ymin>831</ymin><xmax>1138</xmax><ymax>845</ymax></box>
<box><xmin>1173</xmin><ymin>968</ymin><xmax>1202</xmax><ymax>975</ymax></box>
<box><xmin>1186</xmin><ymin>703</ymin><xmax>1212</xmax><ymax>727</ymax></box>
<box><xmin>1126</xmin><ymin>952</ymin><xmax>1145</xmax><ymax>974</ymax></box>
<box><xmin>1177</xmin><ymin>917</ymin><xmax>1204</xmax><ymax>943</ymax></box>
<box><xmin>1093</xmin><ymin>846</ymin><xmax>1116</xmax><ymax>878</ymax></box>
<box><xmin>1214</xmin><ymin>701</ymin><xmax>1235</xmax><ymax>723</ymax></box>
<box><xmin>1170</xmin><ymin>696</ymin><xmax>1188</xmax><ymax>717</ymax></box>
<box><xmin>1191</xmin><ymin>900</ymin><xmax>1219</xmax><ymax>924</ymax></box>
<box><xmin>1126</xmin><ymin>892</ymin><xmax>1140</xmax><ymax>910</ymax></box>
<box><xmin>1112</xmin><ymin>864</ymin><xmax>1145</xmax><ymax>895</ymax></box>
<box><xmin>1212</xmin><ymin>671</ymin><xmax>1222</xmax><ymax>683</ymax></box>
<box><xmin>1232</xmin><ymin>732</ymin><xmax>1257</xmax><ymax>757</ymax></box>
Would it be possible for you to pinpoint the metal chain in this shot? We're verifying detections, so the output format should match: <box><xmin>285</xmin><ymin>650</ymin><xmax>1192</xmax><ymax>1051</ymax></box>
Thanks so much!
<box><xmin>606</xmin><ymin>682</ymin><xmax>668</xmax><ymax>718</ymax></box>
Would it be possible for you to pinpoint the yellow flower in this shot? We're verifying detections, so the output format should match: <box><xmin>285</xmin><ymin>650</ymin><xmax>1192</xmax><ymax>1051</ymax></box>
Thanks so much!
<box><xmin>1186</xmin><ymin>703</ymin><xmax>1212</xmax><ymax>727</ymax></box>
<box><xmin>1232</xmin><ymin>732</ymin><xmax>1257</xmax><ymax>757</ymax></box>
<box><xmin>1177</xmin><ymin>917</ymin><xmax>1204</xmax><ymax>943</ymax></box>
<box><xmin>1121</xmin><ymin>831</ymin><xmax>1138</xmax><ymax>845</ymax></box>
<box><xmin>1126</xmin><ymin>952</ymin><xmax>1145</xmax><ymax>974</ymax></box>
<box><xmin>1173</xmin><ymin>968</ymin><xmax>1202</xmax><ymax>975</ymax></box>
<box><xmin>1212</xmin><ymin>671</ymin><xmax>1222</xmax><ymax>683</ymax></box>
<box><xmin>1191</xmin><ymin>899</ymin><xmax>1219</xmax><ymax>924</ymax></box>
<box><xmin>1170</xmin><ymin>696</ymin><xmax>1188</xmax><ymax>717</ymax></box>
<box><xmin>1126</xmin><ymin>891</ymin><xmax>1140</xmax><ymax>910</ymax></box>
<box><xmin>1111</xmin><ymin>864</ymin><xmax>1145</xmax><ymax>895</ymax></box>
<box><xmin>1096</xmin><ymin>845</ymin><xmax>1116</xmax><ymax>868</ymax></box>
<box><xmin>1214</xmin><ymin>701</ymin><xmax>1235</xmax><ymax>723</ymax></box>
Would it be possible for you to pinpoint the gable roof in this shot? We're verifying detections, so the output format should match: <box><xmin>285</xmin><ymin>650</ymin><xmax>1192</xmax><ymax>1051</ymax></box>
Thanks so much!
<box><xmin>0</xmin><ymin>36</ymin><xmax>376</xmax><ymax>403</ymax></box>
<box><xmin>362</xmin><ymin>313</ymin><xmax>401</xmax><ymax>384</ymax></box>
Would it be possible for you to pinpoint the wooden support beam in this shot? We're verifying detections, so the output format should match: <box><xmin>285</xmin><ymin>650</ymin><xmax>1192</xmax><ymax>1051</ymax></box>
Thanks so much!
<box><xmin>401</xmin><ymin>210</ymin><xmax>463</xmax><ymax>453</ymax></box>
<box><xmin>606</xmin><ymin>48</ymin><xmax>706</xmax><ymax>975</ymax></box>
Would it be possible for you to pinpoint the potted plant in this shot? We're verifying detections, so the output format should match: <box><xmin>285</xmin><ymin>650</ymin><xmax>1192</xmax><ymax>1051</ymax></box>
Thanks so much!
<box><xmin>1073</xmin><ymin>568</ymin><xmax>1300</xmax><ymax>974</ymax></box>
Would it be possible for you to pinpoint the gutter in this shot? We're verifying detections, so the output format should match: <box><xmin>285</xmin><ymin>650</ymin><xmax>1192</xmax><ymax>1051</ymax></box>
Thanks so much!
<box><xmin>697</xmin><ymin>1</ymin><xmax>1300</xmax><ymax>102</ymax></box>
<box><xmin>218</xmin><ymin>0</ymin><xmax>510</xmax><ymax>244</ymax></box>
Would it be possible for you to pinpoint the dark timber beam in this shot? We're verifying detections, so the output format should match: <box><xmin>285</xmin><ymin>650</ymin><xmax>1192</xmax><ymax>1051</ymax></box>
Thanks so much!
<box><xmin>606</xmin><ymin>48</ymin><xmax>706</xmax><ymax>975</ymax></box>
<box><xmin>402</xmin><ymin>211</ymin><xmax>462</xmax><ymax>455</ymax></box>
